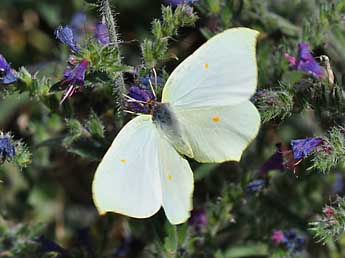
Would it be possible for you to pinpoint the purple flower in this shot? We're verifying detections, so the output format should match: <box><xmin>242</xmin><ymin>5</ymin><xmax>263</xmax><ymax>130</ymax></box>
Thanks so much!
<box><xmin>272</xmin><ymin>229</ymin><xmax>305</xmax><ymax>253</ymax></box>
<box><xmin>272</xmin><ymin>230</ymin><xmax>285</xmax><ymax>244</ymax></box>
<box><xmin>70</xmin><ymin>12</ymin><xmax>87</xmax><ymax>43</ymax></box>
<box><xmin>323</xmin><ymin>206</ymin><xmax>335</xmax><ymax>218</ymax></box>
<box><xmin>94</xmin><ymin>23</ymin><xmax>110</xmax><ymax>45</ymax></box>
<box><xmin>163</xmin><ymin>0</ymin><xmax>197</xmax><ymax>6</ymax></box>
<box><xmin>291</xmin><ymin>137</ymin><xmax>323</xmax><ymax>160</ymax></box>
<box><xmin>126</xmin><ymin>86</ymin><xmax>155</xmax><ymax>113</ymax></box>
<box><xmin>259</xmin><ymin>144</ymin><xmax>285</xmax><ymax>176</ymax></box>
<box><xmin>0</xmin><ymin>135</ymin><xmax>15</xmax><ymax>160</ymax></box>
<box><xmin>60</xmin><ymin>59</ymin><xmax>89</xmax><ymax>103</ymax></box>
<box><xmin>245</xmin><ymin>179</ymin><xmax>266</xmax><ymax>192</ymax></box>
<box><xmin>189</xmin><ymin>208</ymin><xmax>207</xmax><ymax>230</ymax></box>
<box><xmin>70</xmin><ymin>12</ymin><xmax>87</xmax><ymax>31</ymax></box>
<box><xmin>0</xmin><ymin>54</ymin><xmax>16</xmax><ymax>85</ymax></box>
<box><xmin>55</xmin><ymin>25</ymin><xmax>80</xmax><ymax>53</ymax></box>
<box><xmin>284</xmin><ymin>42</ymin><xmax>324</xmax><ymax>78</ymax></box>
<box><xmin>283</xmin><ymin>229</ymin><xmax>305</xmax><ymax>252</ymax></box>
<box><xmin>139</xmin><ymin>75</ymin><xmax>163</xmax><ymax>90</ymax></box>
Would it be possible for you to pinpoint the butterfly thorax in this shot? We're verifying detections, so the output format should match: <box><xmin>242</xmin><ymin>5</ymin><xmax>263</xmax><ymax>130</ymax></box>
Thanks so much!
<box><xmin>152</xmin><ymin>102</ymin><xmax>175</xmax><ymax>126</ymax></box>
<box><xmin>152</xmin><ymin>102</ymin><xmax>193</xmax><ymax>158</ymax></box>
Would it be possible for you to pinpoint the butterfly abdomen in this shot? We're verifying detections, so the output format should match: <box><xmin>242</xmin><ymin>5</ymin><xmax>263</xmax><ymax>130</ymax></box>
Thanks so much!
<box><xmin>152</xmin><ymin>103</ymin><xmax>193</xmax><ymax>158</ymax></box>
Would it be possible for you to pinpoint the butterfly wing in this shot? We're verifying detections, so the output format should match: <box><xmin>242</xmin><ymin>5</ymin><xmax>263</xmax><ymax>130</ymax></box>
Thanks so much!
<box><xmin>92</xmin><ymin>115</ymin><xmax>194</xmax><ymax>224</ymax></box>
<box><xmin>161</xmin><ymin>28</ymin><xmax>258</xmax><ymax>108</ymax></box>
<box><xmin>173</xmin><ymin>101</ymin><xmax>260</xmax><ymax>163</ymax></box>
<box><xmin>92</xmin><ymin>115</ymin><xmax>162</xmax><ymax>218</ymax></box>
<box><xmin>158</xmin><ymin>135</ymin><xmax>193</xmax><ymax>224</ymax></box>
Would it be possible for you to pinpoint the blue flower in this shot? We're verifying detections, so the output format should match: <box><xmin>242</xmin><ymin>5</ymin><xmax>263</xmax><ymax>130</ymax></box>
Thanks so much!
<box><xmin>70</xmin><ymin>12</ymin><xmax>87</xmax><ymax>31</ymax></box>
<box><xmin>60</xmin><ymin>59</ymin><xmax>89</xmax><ymax>103</ymax></box>
<box><xmin>70</xmin><ymin>12</ymin><xmax>87</xmax><ymax>43</ymax></box>
<box><xmin>163</xmin><ymin>0</ymin><xmax>197</xmax><ymax>6</ymax></box>
<box><xmin>284</xmin><ymin>42</ymin><xmax>324</xmax><ymax>78</ymax></box>
<box><xmin>55</xmin><ymin>25</ymin><xmax>80</xmax><ymax>53</ymax></box>
<box><xmin>273</xmin><ymin>229</ymin><xmax>305</xmax><ymax>254</ymax></box>
<box><xmin>0</xmin><ymin>54</ymin><xmax>16</xmax><ymax>85</ymax></box>
<box><xmin>283</xmin><ymin>229</ymin><xmax>305</xmax><ymax>252</ymax></box>
<box><xmin>126</xmin><ymin>86</ymin><xmax>155</xmax><ymax>113</ymax></box>
<box><xmin>189</xmin><ymin>208</ymin><xmax>207</xmax><ymax>230</ymax></box>
<box><xmin>245</xmin><ymin>179</ymin><xmax>266</xmax><ymax>193</ymax></box>
<box><xmin>0</xmin><ymin>135</ymin><xmax>15</xmax><ymax>160</ymax></box>
<box><xmin>94</xmin><ymin>23</ymin><xmax>110</xmax><ymax>45</ymax></box>
<box><xmin>291</xmin><ymin>137</ymin><xmax>323</xmax><ymax>160</ymax></box>
<box><xmin>139</xmin><ymin>75</ymin><xmax>163</xmax><ymax>90</ymax></box>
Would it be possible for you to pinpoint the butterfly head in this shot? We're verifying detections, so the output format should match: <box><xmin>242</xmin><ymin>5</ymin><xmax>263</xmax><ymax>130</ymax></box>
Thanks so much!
<box><xmin>152</xmin><ymin>102</ymin><xmax>174</xmax><ymax>127</ymax></box>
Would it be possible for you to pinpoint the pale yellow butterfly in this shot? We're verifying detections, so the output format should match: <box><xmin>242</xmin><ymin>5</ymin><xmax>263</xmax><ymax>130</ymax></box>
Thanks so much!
<box><xmin>92</xmin><ymin>27</ymin><xmax>261</xmax><ymax>224</ymax></box>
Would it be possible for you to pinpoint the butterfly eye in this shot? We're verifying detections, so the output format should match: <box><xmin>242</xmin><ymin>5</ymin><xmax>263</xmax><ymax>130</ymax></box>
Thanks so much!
<box><xmin>0</xmin><ymin>68</ymin><xmax>6</xmax><ymax>79</ymax></box>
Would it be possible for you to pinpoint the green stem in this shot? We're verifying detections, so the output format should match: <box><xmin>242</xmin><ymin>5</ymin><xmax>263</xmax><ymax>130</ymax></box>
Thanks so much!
<box><xmin>100</xmin><ymin>0</ymin><xmax>126</xmax><ymax>124</ymax></box>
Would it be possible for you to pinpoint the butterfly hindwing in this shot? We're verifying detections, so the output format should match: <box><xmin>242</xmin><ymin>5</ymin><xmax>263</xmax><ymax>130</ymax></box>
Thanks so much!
<box><xmin>173</xmin><ymin>100</ymin><xmax>260</xmax><ymax>163</ymax></box>
<box><xmin>92</xmin><ymin>115</ymin><xmax>162</xmax><ymax>218</ymax></box>
<box><xmin>158</xmin><ymin>135</ymin><xmax>194</xmax><ymax>224</ymax></box>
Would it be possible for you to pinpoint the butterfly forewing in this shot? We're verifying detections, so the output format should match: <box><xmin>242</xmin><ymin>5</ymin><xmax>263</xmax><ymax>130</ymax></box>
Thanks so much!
<box><xmin>162</xmin><ymin>28</ymin><xmax>258</xmax><ymax>108</ymax></box>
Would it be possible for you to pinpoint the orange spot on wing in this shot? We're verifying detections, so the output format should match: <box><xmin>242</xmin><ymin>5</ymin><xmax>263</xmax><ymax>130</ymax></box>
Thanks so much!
<box><xmin>204</xmin><ymin>63</ymin><xmax>209</xmax><ymax>69</ymax></box>
<box><xmin>212</xmin><ymin>116</ymin><xmax>220</xmax><ymax>123</ymax></box>
<box><xmin>120</xmin><ymin>159</ymin><xmax>127</xmax><ymax>164</ymax></box>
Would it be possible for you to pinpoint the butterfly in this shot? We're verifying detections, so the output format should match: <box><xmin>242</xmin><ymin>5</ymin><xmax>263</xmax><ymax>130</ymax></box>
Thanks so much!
<box><xmin>92</xmin><ymin>28</ymin><xmax>261</xmax><ymax>224</ymax></box>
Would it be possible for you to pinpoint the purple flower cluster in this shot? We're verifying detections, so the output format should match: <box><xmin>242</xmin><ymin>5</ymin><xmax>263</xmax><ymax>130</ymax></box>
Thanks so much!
<box><xmin>94</xmin><ymin>23</ymin><xmax>110</xmax><ymax>45</ymax></box>
<box><xmin>139</xmin><ymin>75</ymin><xmax>163</xmax><ymax>90</ymax></box>
<box><xmin>272</xmin><ymin>229</ymin><xmax>305</xmax><ymax>254</ymax></box>
<box><xmin>54</xmin><ymin>13</ymin><xmax>111</xmax><ymax>103</ymax></box>
<box><xmin>0</xmin><ymin>135</ymin><xmax>15</xmax><ymax>160</ymax></box>
<box><xmin>69</xmin><ymin>12</ymin><xmax>87</xmax><ymax>43</ymax></box>
<box><xmin>55</xmin><ymin>14</ymin><xmax>110</xmax><ymax>51</ymax></box>
<box><xmin>189</xmin><ymin>208</ymin><xmax>207</xmax><ymax>231</ymax></box>
<box><xmin>257</xmin><ymin>137</ymin><xmax>325</xmax><ymax>177</ymax></box>
<box><xmin>60</xmin><ymin>59</ymin><xmax>90</xmax><ymax>103</ymax></box>
<box><xmin>284</xmin><ymin>42</ymin><xmax>324</xmax><ymax>78</ymax></box>
<box><xmin>126</xmin><ymin>86</ymin><xmax>155</xmax><ymax>113</ymax></box>
<box><xmin>163</xmin><ymin>0</ymin><xmax>197</xmax><ymax>7</ymax></box>
<box><xmin>290</xmin><ymin>137</ymin><xmax>323</xmax><ymax>160</ymax></box>
<box><xmin>0</xmin><ymin>54</ymin><xmax>16</xmax><ymax>85</ymax></box>
<box><xmin>124</xmin><ymin>73</ymin><xmax>160</xmax><ymax>113</ymax></box>
<box><xmin>55</xmin><ymin>26</ymin><xmax>80</xmax><ymax>53</ymax></box>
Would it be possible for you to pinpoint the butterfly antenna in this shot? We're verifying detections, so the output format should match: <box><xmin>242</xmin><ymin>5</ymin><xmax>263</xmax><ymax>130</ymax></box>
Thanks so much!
<box><xmin>123</xmin><ymin>94</ymin><xmax>147</xmax><ymax>104</ymax></box>
<box><xmin>148</xmin><ymin>79</ymin><xmax>157</xmax><ymax>99</ymax></box>
<box><xmin>152</xmin><ymin>67</ymin><xmax>158</xmax><ymax>90</ymax></box>
<box><xmin>123</xmin><ymin>109</ymin><xmax>140</xmax><ymax>116</ymax></box>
